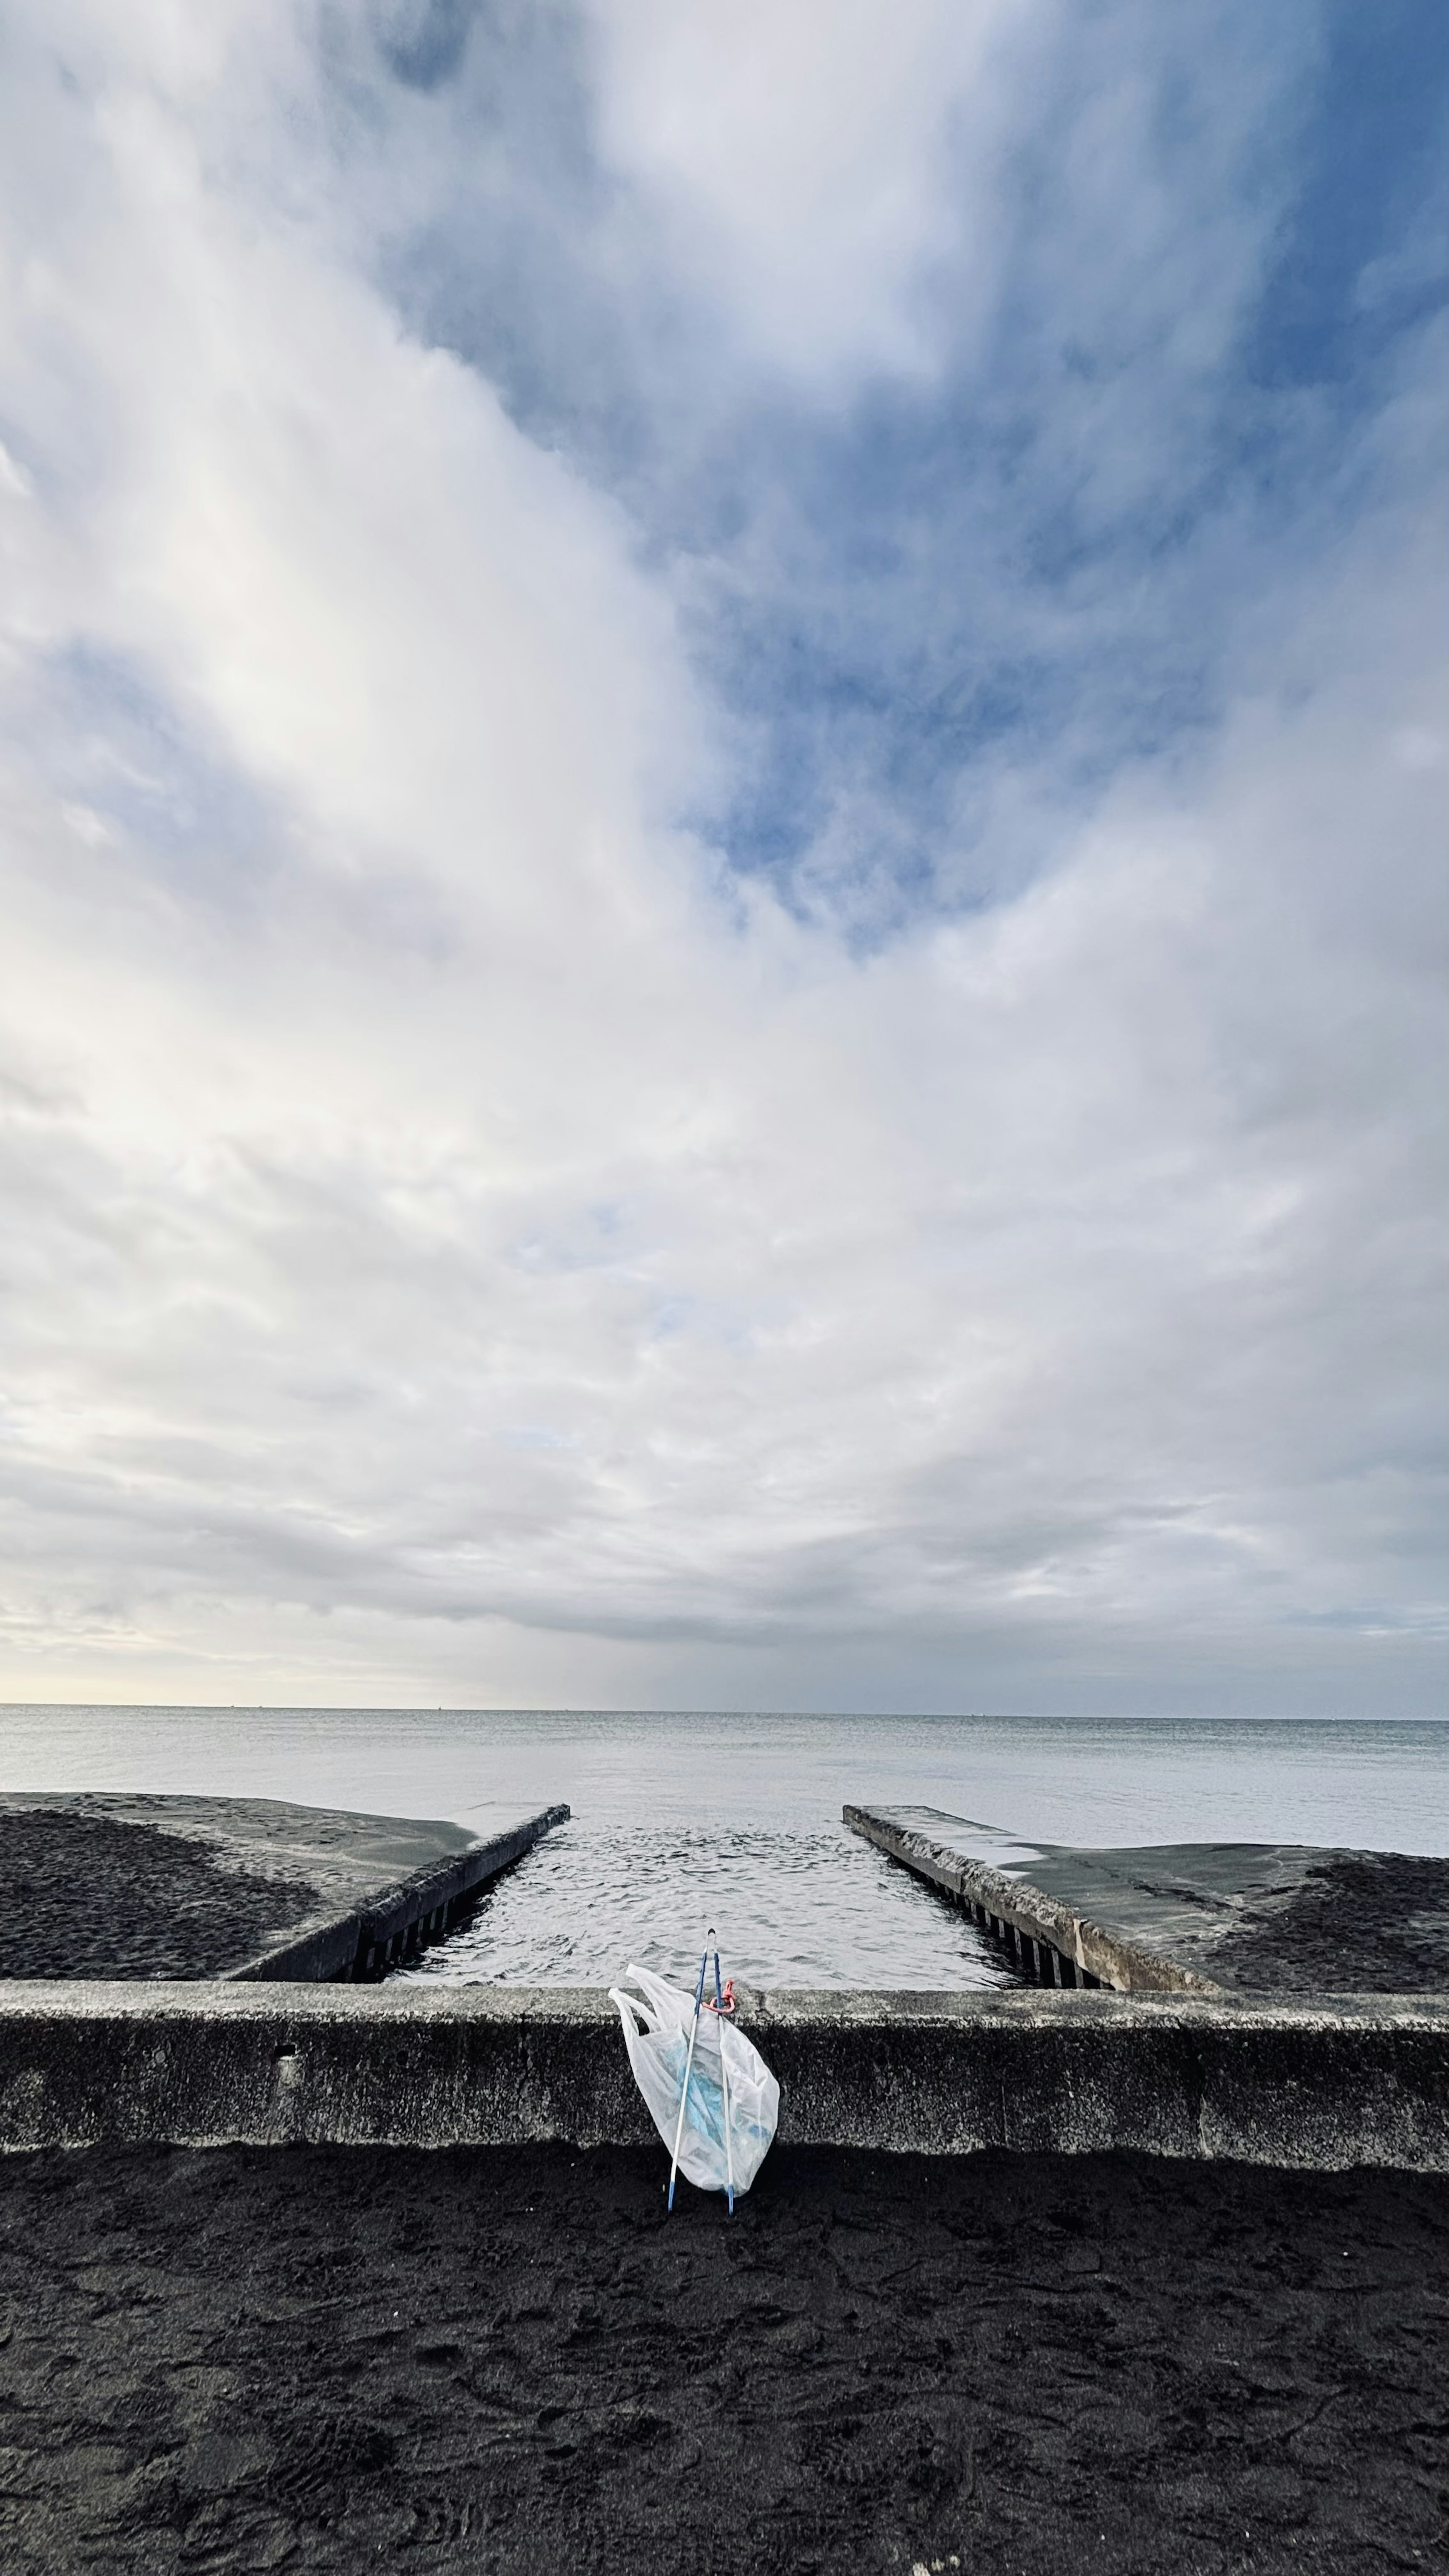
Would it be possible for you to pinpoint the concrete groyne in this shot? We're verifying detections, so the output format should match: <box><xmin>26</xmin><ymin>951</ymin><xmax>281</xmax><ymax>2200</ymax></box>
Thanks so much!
<box><xmin>0</xmin><ymin>1792</ymin><xmax>570</xmax><ymax>1982</ymax></box>
<box><xmin>844</xmin><ymin>1803</ymin><xmax>1209</xmax><ymax>1990</ymax></box>
<box><xmin>2</xmin><ymin>1982</ymin><xmax>1446</xmax><ymax>2170</ymax></box>
<box><xmin>238</xmin><ymin>1804</ymin><xmax>572</xmax><ymax>1983</ymax></box>
<box><xmin>845</xmin><ymin>1801</ymin><xmax>1449</xmax><ymax>1993</ymax></box>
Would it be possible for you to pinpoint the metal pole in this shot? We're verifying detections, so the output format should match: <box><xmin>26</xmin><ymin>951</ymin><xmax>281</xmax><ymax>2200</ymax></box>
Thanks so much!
<box><xmin>714</xmin><ymin>1947</ymin><xmax>735</xmax><ymax>2215</ymax></box>
<box><xmin>667</xmin><ymin>1939</ymin><xmax>709</xmax><ymax>2212</ymax></box>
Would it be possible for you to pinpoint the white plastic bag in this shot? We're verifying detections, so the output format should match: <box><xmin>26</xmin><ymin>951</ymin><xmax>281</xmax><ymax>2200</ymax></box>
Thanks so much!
<box><xmin>609</xmin><ymin>1961</ymin><xmax>780</xmax><ymax>2198</ymax></box>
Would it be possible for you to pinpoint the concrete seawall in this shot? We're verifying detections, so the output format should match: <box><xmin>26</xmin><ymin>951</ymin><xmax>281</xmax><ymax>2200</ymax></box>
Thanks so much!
<box><xmin>2</xmin><ymin>1983</ymin><xmax>1446</xmax><ymax>2170</ymax></box>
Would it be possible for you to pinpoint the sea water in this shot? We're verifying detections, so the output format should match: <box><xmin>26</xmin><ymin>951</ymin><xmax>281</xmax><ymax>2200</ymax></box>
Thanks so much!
<box><xmin>0</xmin><ymin>1707</ymin><xmax>1442</xmax><ymax>1990</ymax></box>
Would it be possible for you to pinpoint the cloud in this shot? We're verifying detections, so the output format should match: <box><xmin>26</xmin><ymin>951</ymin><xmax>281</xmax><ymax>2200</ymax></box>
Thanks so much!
<box><xmin>359</xmin><ymin>0</ymin><xmax>1395</xmax><ymax>927</ymax></box>
<box><xmin>578</xmin><ymin>0</ymin><xmax>1036</xmax><ymax>384</ymax></box>
<box><xmin>0</xmin><ymin>0</ymin><xmax>1443</xmax><ymax>1710</ymax></box>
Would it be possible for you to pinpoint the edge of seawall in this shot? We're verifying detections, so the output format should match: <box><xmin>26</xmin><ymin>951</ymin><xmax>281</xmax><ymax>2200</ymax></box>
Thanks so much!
<box><xmin>1</xmin><ymin>1982</ymin><xmax>1446</xmax><ymax>2170</ymax></box>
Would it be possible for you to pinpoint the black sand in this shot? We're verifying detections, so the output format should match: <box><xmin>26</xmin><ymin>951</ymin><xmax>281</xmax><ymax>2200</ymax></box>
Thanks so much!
<box><xmin>1217</xmin><ymin>1853</ymin><xmax>1449</xmax><ymax>1991</ymax></box>
<box><xmin>0</xmin><ymin>1808</ymin><xmax>314</xmax><ymax>1978</ymax></box>
<box><xmin>0</xmin><ymin>2143</ymin><xmax>1444</xmax><ymax>2573</ymax></box>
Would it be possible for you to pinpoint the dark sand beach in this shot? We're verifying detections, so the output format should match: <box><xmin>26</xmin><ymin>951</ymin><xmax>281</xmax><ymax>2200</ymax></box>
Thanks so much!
<box><xmin>1213</xmin><ymin>1852</ymin><xmax>1449</xmax><ymax>1990</ymax></box>
<box><xmin>0</xmin><ymin>1807</ymin><xmax>315</xmax><ymax>1979</ymax></box>
<box><xmin>0</xmin><ymin>2141</ymin><xmax>1444</xmax><ymax>2574</ymax></box>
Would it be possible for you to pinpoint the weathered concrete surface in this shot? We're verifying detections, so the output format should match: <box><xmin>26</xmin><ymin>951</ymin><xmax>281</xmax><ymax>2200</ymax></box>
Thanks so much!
<box><xmin>1</xmin><ymin>1982</ymin><xmax>1446</xmax><ymax>2168</ymax></box>
<box><xmin>747</xmin><ymin>1986</ymin><xmax>1449</xmax><ymax>2168</ymax></box>
<box><xmin>0</xmin><ymin>1981</ymin><xmax>645</xmax><ymax>2150</ymax></box>
<box><xmin>0</xmin><ymin>1792</ymin><xmax>568</xmax><ymax>1981</ymax></box>
<box><xmin>846</xmin><ymin>1801</ymin><xmax>1449</xmax><ymax>1993</ymax></box>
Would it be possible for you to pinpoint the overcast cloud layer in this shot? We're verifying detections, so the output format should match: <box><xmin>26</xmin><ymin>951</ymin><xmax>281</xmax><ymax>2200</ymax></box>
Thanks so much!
<box><xmin>0</xmin><ymin>0</ymin><xmax>1445</xmax><ymax>1710</ymax></box>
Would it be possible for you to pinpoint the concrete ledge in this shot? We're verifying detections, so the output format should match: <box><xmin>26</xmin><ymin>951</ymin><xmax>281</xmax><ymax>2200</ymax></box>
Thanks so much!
<box><xmin>1</xmin><ymin>1984</ymin><xmax>1445</xmax><ymax>2170</ymax></box>
<box><xmin>0</xmin><ymin>1982</ymin><xmax>645</xmax><ymax>2153</ymax></box>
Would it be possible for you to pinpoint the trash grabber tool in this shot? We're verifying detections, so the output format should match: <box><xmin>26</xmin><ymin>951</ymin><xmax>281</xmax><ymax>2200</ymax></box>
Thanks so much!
<box><xmin>667</xmin><ymin>1938</ymin><xmax>710</xmax><ymax>2212</ymax></box>
<box><xmin>714</xmin><ymin>1945</ymin><xmax>735</xmax><ymax>2215</ymax></box>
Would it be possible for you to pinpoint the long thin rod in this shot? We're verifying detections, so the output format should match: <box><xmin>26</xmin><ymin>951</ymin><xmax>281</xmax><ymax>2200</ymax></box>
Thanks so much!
<box><xmin>668</xmin><ymin>1941</ymin><xmax>709</xmax><ymax>2212</ymax></box>
<box><xmin>714</xmin><ymin>1948</ymin><xmax>735</xmax><ymax>2215</ymax></box>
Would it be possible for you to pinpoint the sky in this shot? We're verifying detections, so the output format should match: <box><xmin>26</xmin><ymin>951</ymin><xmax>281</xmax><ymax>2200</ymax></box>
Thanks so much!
<box><xmin>0</xmin><ymin>0</ymin><xmax>1445</xmax><ymax>1714</ymax></box>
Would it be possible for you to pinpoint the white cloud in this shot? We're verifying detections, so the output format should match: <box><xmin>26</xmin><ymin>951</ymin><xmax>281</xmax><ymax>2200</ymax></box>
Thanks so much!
<box><xmin>0</xmin><ymin>1</ymin><xmax>1443</xmax><ymax>1712</ymax></box>
<box><xmin>579</xmin><ymin>0</ymin><xmax>1040</xmax><ymax>383</ymax></box>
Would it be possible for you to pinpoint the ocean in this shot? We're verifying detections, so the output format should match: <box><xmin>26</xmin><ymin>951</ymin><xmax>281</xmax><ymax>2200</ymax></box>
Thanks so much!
<box><xmin>1</xmin><ymin>1706</ymin><xmax>1443</xmax><ymax>1990</ymax></box>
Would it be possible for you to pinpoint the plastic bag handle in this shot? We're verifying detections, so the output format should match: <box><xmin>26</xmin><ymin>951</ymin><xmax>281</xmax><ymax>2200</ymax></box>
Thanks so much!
<box><xmin>609</xmin><ymin>1987</ymin><xmax>655</xmax><ymax>2040</ymax></box>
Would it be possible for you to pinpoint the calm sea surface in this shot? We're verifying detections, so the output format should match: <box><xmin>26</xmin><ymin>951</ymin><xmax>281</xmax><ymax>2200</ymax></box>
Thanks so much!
<box><xmin>1</xmin><ymin>1707</ymin><xmax>1443</xmax><ymax>1990</ymax></box>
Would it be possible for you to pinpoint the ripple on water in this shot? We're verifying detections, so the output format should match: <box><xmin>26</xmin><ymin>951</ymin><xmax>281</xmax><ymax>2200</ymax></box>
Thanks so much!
<box><xmin>395</xmin><ymin>1821</ymin><xmax>1019</xmax><ymax>1990</ymax></box>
